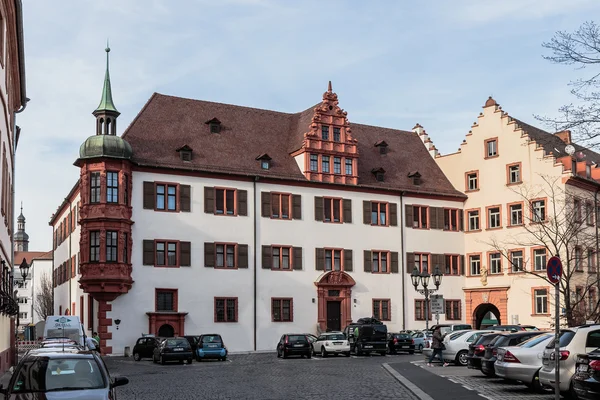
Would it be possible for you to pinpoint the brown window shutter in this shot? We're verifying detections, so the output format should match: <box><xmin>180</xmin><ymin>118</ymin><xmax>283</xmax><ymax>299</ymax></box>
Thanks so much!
<box><xmin>344</xmin><ymin>249</ymin><xmax>353</xmax><ymax>272</ymax></box>
<box><xmin>204</xmin><ymin>187</ymin><xmax>215</xmax><ymax>213</ymax></box>
<box><xmin>391</xmin><ymin>252</ymin><xmax>399</xmax><ymax>273</ymax></box>
<box><xmin>237</xmin><ymin>244</ymin><xmax>249</xmax><ymax>268</ymax></box>
<box><xmin>292</xmin><ymin>247</ymin><xmax>303</xmax><ymax>270</ymax></box>
<box><xmin>363</xmin><ymin>201</ymin><xmax>371</xmax><ymax>224</ymax></box>
<box><xmin>363</xmin><ymin>250</ymin><xmax>371</xmax><ymax>272</ymax></box>
<box><xmin>261</xmin><ymin>192</ymin><xmax>271</xmax><ymax>217</ymax></box>
<box><xmin>460</xmin><ymin>255</ymin><xmax>465</xmax><ymax>275</ymax></box>
<box><xmin>389</xmin><ymin>203</ymin><xmax>398</xmax><ymax>226</ymax></box>
<box><xmin>143</xmin><ymin>182</ymin><xmax>155</xmax><ymax>209</ymax></box>
<box><xmin>262</xmin><ymin>245</ymin><xmax>272</xmax><ymax>269</ymax></box>
<box><xmin>314</xmin><ymin>197</ymin><xmax>324</xmax><ymax>221</ymax></box>
<box><xmin>343</xmin><ymin>199</ymin><xmax>352</xmax><ymax>223</ymax></box>
<box><xmin>292</xmin><ymin>195</ymin><xmax>302</xmax><ymax>220</ymax></box>
<box><xmin>437</xmin><ymin>208</ymin><xmax>445</xmax><ymax>230</ymax></box>
<box><xmin>405</xmin><ymin>204</ymin><xmax>413</xmax><ymax>227</ymax></box>
<box><xmin>180</xmin><ymin>185</ymin><xmax>191</xmax><ymax>212</ymax></box>
<box><xmin>429</xmin><ymin>208</ymin><xmax>438</xmax><ymax>229</ymax></box>
<box><xmin>315</xmin><ymin>248</ymin><xmax>325</xmax><ymax>270</ymax></box>
<box><xmin>180</xmin><ymin>242</ymin><xmax>191</xmax><ymax>266</ymax></box>
<box><xmin>459</xmin><ymin>210</ymin><xmax>464</xmax><ymax>231</ymax></box>
<box><xmin>204</xmin><ymin>243</ymin><xmax>215</xmax><ymax>267</ymax></box>
<box><xmin>237</xmin><ymin>190</ymin><xmax>248</xmax><ymax>216</ymax></box>
<box><xmin>143</xmin><ymin>240</ymin><xmax>155</xmax><ymax>265</ymax></box>
<box><xmin>406</xmin><ymin>252</ymin><xmax>415</xmax><ymax>273</ymax></box>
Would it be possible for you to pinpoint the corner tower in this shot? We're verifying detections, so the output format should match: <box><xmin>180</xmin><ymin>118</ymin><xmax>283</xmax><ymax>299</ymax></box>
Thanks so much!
<box><xmin>13</xmin><ymin>203</ymin><xmax>28</xmax><ymax>252</ymax></box>
<box><xmin>74</xmin><ymin>46</ymin><xmax>134</xmax><ymax>354</ymax></box>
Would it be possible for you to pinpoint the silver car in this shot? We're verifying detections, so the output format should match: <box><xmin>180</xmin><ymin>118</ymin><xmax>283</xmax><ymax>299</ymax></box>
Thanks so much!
<box><xmin>495</xmin><ymin>332</ymin><xmax>553</xmax><ymax>392</ymax></box>
<box><xmin>411</xmin><ymin>331</ymin><xmax>431</xmax><ymax>353</ymax></box>
<box><xmin>539</xmin><ymin>324</ymin><xmax>600</xmax><ymax>398</ymax></box>
<box><xmin>0</xmin><ymin>349</ymin><xmax>129</xmax><ymax>399</ymax></box>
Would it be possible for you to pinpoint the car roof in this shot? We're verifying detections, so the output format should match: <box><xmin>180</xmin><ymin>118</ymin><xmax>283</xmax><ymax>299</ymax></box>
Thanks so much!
<box><xmin>200</xmin><ymin>334</ymin><xmax>222</xmax><ymax>337</ymax></box>
<box><xmin>322</xmin><ymin>331</ymin><xmax>344</xmax><ymax>335</ymax></box>
<box><xmin>23</xmin><ymin>350</ymin><xmax>96</xmax><ymax>360</ymax></box>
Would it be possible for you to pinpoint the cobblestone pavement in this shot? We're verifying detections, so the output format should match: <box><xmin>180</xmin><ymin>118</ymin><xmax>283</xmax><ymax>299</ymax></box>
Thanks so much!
<box><xmin>411</xmin><ymin>360</ymin><xmax>555</xmax><ymax>400</ymax></box>
<box><xmin>104</xmin><ymin>353</ymin><xmax>420</xmax><ymax>400</ymax></box>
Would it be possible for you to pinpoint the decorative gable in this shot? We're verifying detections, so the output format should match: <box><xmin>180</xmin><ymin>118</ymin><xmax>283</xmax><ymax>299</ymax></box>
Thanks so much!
<box><xmin>296</xmin><ymin>81</ymin><xmax>359</xmax><ymax>185</ymax></box>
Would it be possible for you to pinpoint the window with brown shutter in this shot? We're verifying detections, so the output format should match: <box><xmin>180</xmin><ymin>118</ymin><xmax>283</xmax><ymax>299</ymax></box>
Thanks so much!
<box><xmin>344</xmin><ymin>249</ymin><xmax>353</xmax><ymax>272</ymax></box>
<box><xmin>205</xmin><ymin>243</ymin><xmax>215</xmax><ymax>267</ymax></box>
<box><xmin>323</xmin><ymin>198</ymin><xmax>342</xmax><ymax>223</ymax></box>
<box><xmin>405</xmin><ymin>204</ymin><xmax>413</xmax><ymax>227</ymax></box>
<box><xmin>269</xmin><ymin>193</ymin><xmax>292</xmax><ymax>219</ymax></box>
<box><xmin>368</xmin><ymin>250</ymin><xmax>390</xmax><ymax>273</ymax></box>
<box><xmin>180</xmin><ymin>185</ymin><xmax>191</xmax><ymax>212</ymax></box>
<box><xmin>390</xmin><ymin>252</ymin><xmax>399</xmax><ymax>273</ymax></box>
<box><xmin>315</xmin><ymin>248</ymin><xmax>325</xmax><ymax>270</ymax></box>
<box><xmin>343</xmin><ymin>199</ymin><xmax>352</xmax><ymax>223</ymax></box>
<box><xmin>444</xmin><ymin>254</ymin><xmax>460</xmax><ymax>275</ymax></box>
<box><xmin>314</xmin><ymin>197</ymin><xmax>324</xmax><ymax>221</ymax></box>
<box><xmin>238</xmin><ymin>244</ymin><xmax>249</xmax><ymax>268</ymax></box>
<box><xmin>444</xmin><ymin>208</ymin><xmax>460</xmax><ymax>231</ymax></box>
<box><xmin>205</xmin><ymin>187</ymin><xmax>246</xmax><ymax>216</ymax></box>
<box><xmin>180</xmin><ymin>242</ymin><xmax>191</xmax><ymax>266</ymax></box>
<box><xmin>415</xmin><ymin>299</ymin><xmax>432</xmax><ymax>320</ymax></box>
<box><xmin>389</xmin><ymin>203</ymin><xmax>398</xmax><ymax>226</ymax></box>
<box><xmin>155</xmin><ymin>241</ymin><xmax>179</xmax><ymax>267</ymax></box>
<box><xmin>292</xmin><ymin>247</ymin><xmax>302</xmax><ymax>270</ymax></box>
<box><xmin>262</xmin><ymin>245</ymin><xmax>272</xmax><ymax>269</ymax></box>
<box><xmin>204</xmin><ymin>186</ymin><xmax>215</xmax><ymax>213</ymax></box>
<box><xmin>215</xmin><ymin>243</ymin><xmax>238</xmax><ymax>269</ymax></box>
<box><xmin>406</xmin><ymin>253</ymin><xmax>415</xmax><ymax>273</ymax></box>
<box><xmin>271</xmin><ymin>246</ymin><xmax>292</xmax><ymax>270</ymax></box>
<box><xmin>237</xmin><ymin>190</ymin><xmax>248</xmax><ymax>216</ymax></box>
<box><xmin>143</xmin><ymin>182</ymin><xmax>155</xmax><ymax>209</ymax></box>
<box><xmin>292</xmin><ymin>195</ymin><xmax>302</xmax><ymax>220</ymax></box>
<box><xmin>143</xmin><ymin>240</ymin><xmax>154</xmax><ymax>265</ymax></box>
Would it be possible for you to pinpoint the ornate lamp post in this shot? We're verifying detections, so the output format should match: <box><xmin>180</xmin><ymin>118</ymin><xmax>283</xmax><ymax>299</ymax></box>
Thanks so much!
<box><xmin>411</xmin><ymin>265</ymin><xmax>443</xmax><ymax>331</ymax></box>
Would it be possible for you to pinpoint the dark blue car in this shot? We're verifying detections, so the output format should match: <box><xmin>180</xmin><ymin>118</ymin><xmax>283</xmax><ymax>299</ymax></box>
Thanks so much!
<box><xmin>196</xmin><ymin>334</ymin><xmax>228</xmax><ymax>361</ymax></box>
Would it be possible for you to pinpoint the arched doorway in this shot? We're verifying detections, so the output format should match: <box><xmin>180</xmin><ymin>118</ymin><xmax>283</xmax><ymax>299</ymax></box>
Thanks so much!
<box><xmin>473</xmin><ymin>303</ymin><xmax>501</xmax><ymax>329</ymax></box>
<box><xmin>158</xmin><ymin>324</ymin><xmax>174</xmax><ymax>337</ymax></box>
<box><xmin>315</xmin><ymin>271</ymin><xmax>356</xmax><ymax>332</ymax></box>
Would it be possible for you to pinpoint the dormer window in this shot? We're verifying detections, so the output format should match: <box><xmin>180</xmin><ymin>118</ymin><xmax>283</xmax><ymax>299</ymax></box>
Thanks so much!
<box><xmin>372</xmin><ymin>167</ymin><xmax>385</xmax><ymax>182</ymax></box>
<box><xmin>206</xmin><ymin>118</ymin><xmax>222</xmax><ymax>134</ymax></box>
<box><xmin>256</xmin><ymin>153</ymin><xmax>272</xmax><ymax>170</ymax></box>
<box><xmin>408</xmin><ymin>171</ymin><xmax>422</xmax><ymax>186</ymax></box>
<box><xmin>176</xmin><ymin>145</ymin><xmax>193</xmax><ymax>162</ymax></box>
<box><xmin>375</xmin><ymin>140</ymin><xmax>389</xmax><ymax>155</ymax></box>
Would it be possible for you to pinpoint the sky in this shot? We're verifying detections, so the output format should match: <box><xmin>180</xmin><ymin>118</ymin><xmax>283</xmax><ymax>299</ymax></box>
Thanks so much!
<box><xmin>15</xmin><ymin>0</ymin><xmax>600</xmax><ymax>251</ymax></box>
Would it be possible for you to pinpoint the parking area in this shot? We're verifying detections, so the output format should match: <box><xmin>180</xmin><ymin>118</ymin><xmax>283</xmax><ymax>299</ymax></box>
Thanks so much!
<box><xmin>104</xmin><ymin>352</ymin><xmax>420</xmax><ymax>400</ymax></box>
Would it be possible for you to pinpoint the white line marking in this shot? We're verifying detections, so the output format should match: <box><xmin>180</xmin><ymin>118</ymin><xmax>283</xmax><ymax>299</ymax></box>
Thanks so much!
<box><xmin>382</xmin><ymin>363</ymin><xmax>435</xmax><ymax>400</ymax></box>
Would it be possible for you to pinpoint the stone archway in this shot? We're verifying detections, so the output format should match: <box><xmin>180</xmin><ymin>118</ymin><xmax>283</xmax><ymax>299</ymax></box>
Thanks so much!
<box><xmin>464</xmin><ymin>287</ymin><xmax>508</xmax><ymax>329</ymax></box>
<box><xmin>473</xmin><ymin>303</ymin><xmax>501</xmax><ymax>329</ymax></box>
<box><xmin>158</xmin><ymin>324</ymin><xmax>175</xmax><ymax>337</ymax></box>
<box><xmin>315</xmin><ymin>271</ymin><xmax>356</xmax><ymax>332</ymax></box>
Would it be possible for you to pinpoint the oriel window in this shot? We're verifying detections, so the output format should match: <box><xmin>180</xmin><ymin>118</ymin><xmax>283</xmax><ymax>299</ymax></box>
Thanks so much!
<box><xmin>106</xmin><ymin>172</ymin><xmax>119</xmax><ymax>203</ymax></box>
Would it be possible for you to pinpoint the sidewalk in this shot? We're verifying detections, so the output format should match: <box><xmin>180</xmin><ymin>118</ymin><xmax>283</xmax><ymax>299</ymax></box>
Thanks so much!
<box><xmin>385</xmin><ymin>361</ymin><xmax>484</xmax><ymax>400</ymax></box>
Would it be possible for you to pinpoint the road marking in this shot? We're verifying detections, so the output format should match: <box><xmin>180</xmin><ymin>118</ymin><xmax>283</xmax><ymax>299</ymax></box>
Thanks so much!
<box><xmin>382</xmin><ymin>363</ymin><xmax>435</xmax><ymax>400</ymax></box>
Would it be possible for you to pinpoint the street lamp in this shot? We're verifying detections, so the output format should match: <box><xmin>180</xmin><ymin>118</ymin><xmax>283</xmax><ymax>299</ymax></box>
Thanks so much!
<box><xmin>19</xmin><ymin>258</ymin><xmax>29</xmax><ymax>280</ymax></box>
<box><xmin>411</xmin><ymin>265</ymin><xmax>443</xmax><ymax>331</ymax></box>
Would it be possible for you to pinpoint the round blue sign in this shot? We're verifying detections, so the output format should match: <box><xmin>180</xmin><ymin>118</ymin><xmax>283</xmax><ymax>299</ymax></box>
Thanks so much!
<box><xmin>546</xmin><ymin>256</ymin><xmax>562</xmax><ymax>284</ymax></box>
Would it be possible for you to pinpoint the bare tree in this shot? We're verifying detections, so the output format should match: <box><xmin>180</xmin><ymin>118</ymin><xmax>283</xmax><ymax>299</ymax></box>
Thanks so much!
<box><xmin>34</xmin><ymin>272</ymin><xmax>53</xmax><ymax>321</ymax></box>
<box><xmin>485</xmin><ymin>175</ymin><xmax>600</xmax><ymax>326</ymax></box>
<box><xmin>537</xmin><ymin>21</ymin><xmax>600</xmax><ymax>148</ymax></box>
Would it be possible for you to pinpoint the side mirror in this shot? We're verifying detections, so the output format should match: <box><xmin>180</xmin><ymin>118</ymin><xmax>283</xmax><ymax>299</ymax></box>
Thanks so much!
<box><xmin>111</xmin><ymin>376</ymin><xmax>129</xmax><ymax>388</ymax></box>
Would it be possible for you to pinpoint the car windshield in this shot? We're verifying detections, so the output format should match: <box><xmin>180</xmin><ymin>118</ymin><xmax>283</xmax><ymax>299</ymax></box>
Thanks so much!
<box><xmin>165</xmin><ymin>339</ymin><xmax>189</xmax><ymax>347</ymax></box>
<box><xmin>11</xmin><ymin>357</ymin><xmax>105</xmax><ymax>393</ymax></box>
<box><xmin>326</xmin><ymin>334</ymin><xmax>345</xmax><ymax>340</ymax></box>
<box><xmin>449</xmin><ymin>331</ymin><xmax>468</xmax><ymax>340</ymax></box>
<box><xmin>519</xmin><ymin>334</ymin><xmax>553</xmax><ymax>348</ymax></box>
<box><xmin>395</xmin><ymin>334</ymin><xmax>411</xmax><ymax>339</ymax></box>
<box><xmin>46</xmin><ymin>329</ymin><xmax>80</xmax><ymax>344</ymax></box>
<box><xmin>288</xmin><ymin>335</ymin><xmax>307</xmax><ymax>342</ymax></box>
<box><xmin>546</xmin><ymin>330</ymin><xmax>575</xmax><ymax>349</ymax></box>
<box><xmin>202</xmin><ymin>336</ymin><xmax>222</xmax><ymax>344</ymax></box>
<box><xmin>373</xmin><ymin>325</ymin><xmax>387</xmax><ymax>333</ymax></box>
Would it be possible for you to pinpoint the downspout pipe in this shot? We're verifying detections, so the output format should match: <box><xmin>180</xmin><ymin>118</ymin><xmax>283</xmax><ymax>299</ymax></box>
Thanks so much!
<box><xmin>253</xmin><ymin>176</ymin><xmax>258</xmax><ymax>351</ymax></box>
<box><xmin>400</xmin><ymin>191</ymin><xmax>406</xmax><ymax>331</ymax></box>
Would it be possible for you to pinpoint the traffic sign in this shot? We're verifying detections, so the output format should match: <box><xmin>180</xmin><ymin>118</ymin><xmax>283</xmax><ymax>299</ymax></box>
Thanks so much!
<box><xmin>546</xmin><ymin>256</ymin><xmax>562</xmax><ymax>284</ymax></box>
<box><xmin>430</xmin><ymin>294</ymin><xmax>445</xmax><ymax>314</ymax></box>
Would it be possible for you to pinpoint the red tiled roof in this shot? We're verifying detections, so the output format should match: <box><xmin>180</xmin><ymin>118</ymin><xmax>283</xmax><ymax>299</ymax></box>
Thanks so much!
<box><xmin>122</xmin><ymin>93</ymin><xmax>464</xmax><ymax>198</ymax></box>
<box><xmin>15</xmin><ymin>250</ymin><xmax>53</xmax><ymax>265</ymax></box>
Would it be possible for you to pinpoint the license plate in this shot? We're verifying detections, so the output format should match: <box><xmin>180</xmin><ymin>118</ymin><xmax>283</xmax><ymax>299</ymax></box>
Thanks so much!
<box><xmin>208</xmin><ymin>344</ymin><xmax>218</xmax><ymax>348</ymax></box>
<box><xmin>401</xmin><ymin>346</ymin><xmax>409</xmax><ymax>348</ymax></box>
<box><xmin>364</xmin><ymin>345</ymin><xmax>373</xmax><ymax>348</ymax></box>
<box><xmin>174</xmin><ymin>348</ymin><xmax>183</xmax><ymax>351</ymax></box>
<box><xmin>543</xmin><ymin>359</ymin><xmax>549</xmax><ymax>365</ymax></box>
<box><xmin>293</xmin><ymin>344</ymin><xmax>303</xmax><ymax>347</ymax></box>
<box><xmin>497</xmin><ymin>355</ymin><xmax>503</xmax><ymax>361</ymax></box>
<box><xmin>333</xmin><ymin>342</ymin><xmax>342</xmax><ymax>345</ymax></box>
<box><xmin>577</xmin><ymin>364</ymin><xmax>589</xmax><ymax>373</ymax></box>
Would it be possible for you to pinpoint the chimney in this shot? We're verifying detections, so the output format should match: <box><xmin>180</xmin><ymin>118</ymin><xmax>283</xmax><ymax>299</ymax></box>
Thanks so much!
<box><xmin>555</xmin><ymin>130</ymin><xmax>572</xmax><ymax>145</ymax></box>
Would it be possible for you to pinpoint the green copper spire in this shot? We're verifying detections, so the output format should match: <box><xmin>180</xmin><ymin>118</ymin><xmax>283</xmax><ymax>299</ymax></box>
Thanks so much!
<box><xmin>94</xmin><ymin>42</ymin><xmax>119</xmax><ymax>115</ymax></box>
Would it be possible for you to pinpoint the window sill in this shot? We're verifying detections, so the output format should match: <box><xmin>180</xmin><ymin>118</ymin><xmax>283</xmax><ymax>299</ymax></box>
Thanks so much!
<box><xmin>507</xmin><ymin>224</ymin><xmax>524</xmax><ymax>229</ymax></box>
<box><xmin>465</xmin><ymin>189</ymin><xmax>480</xmax><ymax>193</ymax></box>
<box><xmin>214</xmin><ymin>321</ymin><xmax>239</xmax><ymax>323</ymax></box>
<box><xmin>466</xmin><ymin>275</ymin><xmax>482</xmax><ymax>278</ymax></box>
<box><xmin>411</xmin><ymin>226</ymin><xmax>430</xmax><ymax>230</ymax></box>
<box><xmin>508</xmin><ymin>271</ymin><xmax>525</xmax><ymax>275</ymax></box>
<box><xmin>506</xmin><ymin>182</ymin><xmax>522</xmax><ymax>186</ymax></box>
<box><xmin>215</xmin><ymin>267</ymin><xmax>239</xmax><ymax>270</ymax></box>
<box><xmin>529</xmin><ymin>221</ymin><xmax>548</xmax><ymax>225</ymax></box>
<box><xmin>271</xmin><ymin>268</ymin><xmax>293</xmax><ymax>272</ymax></box>
<box><xmin>154</xmin><ymin>265</ymin><xmax>181</xmax><ymax>268</ymax></box>
<box><xmin>531</xmin><ymin>314</ymin><xmax>551</xmax><ymax>317</ymax></box>
<box><xmin>213</xmin><ymin>213</ymin><xmax>239</xmax><ymax>217</ymax></box>
<box><xmin>442</xmin><ymin>229</ymin><xmax>460</xmax><ymax>232</ymax></box>
<box><xmin>484</xmin><ymin>155</ymin><xmax>499</xmax><ymax>160</ymax></box>
<box><xmin>465</xmin><ymin>229</ymin><xmax>482</xmax><ymax>234</ymax></box>
<box><xmin>486</xmin><ymin>227</ymin><xmax>502</xmax><ymax>231</ymax></box>
<box><xmin>272</xmin><ymin>320</ymin><xmax>294</xmax><ymax>323</ymax></box>
<box><xmin>370</xmin><ymin>223</ymin><xmax>390</xmax><ymax>227</ymax></box>
<box><xmin>574</xmin><ymin>269</ymin><xmax>584</xmax><ymax>273</ymax></box>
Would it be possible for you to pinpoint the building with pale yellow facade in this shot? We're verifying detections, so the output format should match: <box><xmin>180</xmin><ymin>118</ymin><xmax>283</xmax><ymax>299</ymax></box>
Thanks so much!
<box><xmin>427</xmin><ymin>97</ymin><xmax>599</xmax><ymax>329</ymax></box>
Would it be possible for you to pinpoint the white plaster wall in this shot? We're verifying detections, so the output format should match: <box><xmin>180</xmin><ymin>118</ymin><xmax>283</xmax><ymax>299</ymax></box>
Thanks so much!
<box><xmin>294</xmin><ymin>154</ymin><xmax>305</xmax><ymax>173</ymax></box>
<box><xmin>31</xmin><ymin>259</ymin><xmax>52</xmax><ymax>325</ymax></box>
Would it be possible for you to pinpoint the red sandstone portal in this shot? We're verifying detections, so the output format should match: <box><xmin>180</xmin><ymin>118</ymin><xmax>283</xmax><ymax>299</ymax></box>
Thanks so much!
<box><xmin>147</xmin><ymin>312</ymin><xmax>188</xmax><ymax>337</ymax></box>
<box><xmin>464</xmin><ymin>287</ymin><xmax>509</xmax><ymax>329</ymax></box>
<box><xmin>315</xmin><ymin>271</ymin><xmax>356</xmax><ymax>332</ymax></box>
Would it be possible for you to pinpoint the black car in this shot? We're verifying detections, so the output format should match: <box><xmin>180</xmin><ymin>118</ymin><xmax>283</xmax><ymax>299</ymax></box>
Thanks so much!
<box><xmin>466</xmin><ymin>332</ymin><xmax>502</xmax><ymax>370</ymax></box>
<box><xmin>573</xmin><ymin>349</ymin><xmax>600</xmax><ymax>400</ymax></box>
<box><xmin>183</xmin><ymin>335</ymin><xmax>201</xmax><ymax>353</ymax></box>
<box><xmin>387</xmin><ymin>333</ymin><xmax>415</xmax><ymax>354</ymax></box>
<box><xmin>344</xmin><ymin>317</ymin><xmax>388</xmax><ymax>356</ymax></box>
<box><xmin>132</xmin><ymin>336</ymin><xmax>163</xmax><ymax>361</ymax></box>
<box><xmin>276</xmin><ymin>334</ymin><xmax>312</xmax><ymax>358</ymax></box>
<box><xmin>152</xmin><ymin>337</ymin><xmax>194</xmax><ymax>365</ymax></box>
<box><xmin>480</xmin><ymin>331</ymin><xmax>543</xmax><ymax>376</ymax></box>
<box><xmin>0</xmin><ymin>349</ymin><xmax>129</xmax><ymax>398</ymax></box>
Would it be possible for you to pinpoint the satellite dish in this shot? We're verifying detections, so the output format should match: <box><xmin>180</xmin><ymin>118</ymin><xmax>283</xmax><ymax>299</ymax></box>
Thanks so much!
<box><xmin>565</xmin><ymin>145</ymin><xmax>575</xmax><ymax>156</ymax></box>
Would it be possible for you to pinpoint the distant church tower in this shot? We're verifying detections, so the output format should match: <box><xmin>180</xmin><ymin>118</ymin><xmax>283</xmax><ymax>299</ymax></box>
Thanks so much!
<box><xmin>14</xmin><ymin>203</ymin><xmax>29</xmax><ymax>251</ymax></box>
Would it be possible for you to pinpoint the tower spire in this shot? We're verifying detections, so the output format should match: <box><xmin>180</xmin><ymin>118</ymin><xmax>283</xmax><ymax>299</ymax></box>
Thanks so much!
<box><xmin>94</xmin><ymin>43</ymin><xmax>119</xmax><ymax>116</ymax></box>
<box><xmin>93</xmin><ymin>42</ymin><xmax>120</xmax><ymax>135</ymax></box>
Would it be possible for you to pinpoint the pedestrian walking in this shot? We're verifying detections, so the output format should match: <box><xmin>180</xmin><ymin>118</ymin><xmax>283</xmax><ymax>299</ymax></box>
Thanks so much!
<box><xmin>427</xmin><ymin>327</ymin><xmax>449</xmax><ymax>367</ymax></box>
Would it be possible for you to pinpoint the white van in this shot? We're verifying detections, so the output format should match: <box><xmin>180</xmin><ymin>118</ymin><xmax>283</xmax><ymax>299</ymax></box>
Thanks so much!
<box><xmin>43</xmin><ymin>315</ymin><xmax>85</xmax><ymax>346</ymax></box>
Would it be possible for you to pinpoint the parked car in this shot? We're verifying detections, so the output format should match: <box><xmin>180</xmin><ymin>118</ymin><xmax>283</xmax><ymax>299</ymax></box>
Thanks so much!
<box><xmin>411</xmin><ymin>331</ymin><xmax>431</xmax><ymax>353</ymax></box>
<box><xmin>277</xmin><ymin>334</ymin><xmax>312</xmax><ymax>359</ymax></box>
<box><xmin>387</xmin><ymin>332</ymin><xmax>415</xmax><ymax>354</ymax></box>
<box><xmin>466</xmin><ymin>332</ymin><xmax>503</xmax><ymax>370</ymax></box>
<box><xmin>431</xmin><ymin>324</ymin><xmax>473</xmax><ymax>337</ymax></box>
<box><xmin>152</xmin><ymin>337</ymin><xmax>194</xmax><ymax>365</ymax></box>
<box><xmin>573</xmin><ymin>348</ymin><xmax>600</xmax><ymax>400</ymax></box>
<box><xmin>0</xmin><ymin>349</ymin><xmax>129</xmax><ymax>398</ymax></box>
<box><xmin>183</xmin><ymin>335</ymin><xmax>201</xmax><ymax>353</ymax></box>
<box><xmin>440</xmin><ymin>330</ymin><xmax>490</xmax><ymax>366</ymax></box>
<box><xmin>312</xmin><ymin>332</ymin><xmax>350</xmax><ymax>357</ymax></box>
<box><xmin>196</xmin><ymin>334</ymin><xmax>228</xmax><ymax>361</ymax></box>
<box><xmin>495</xmin><ymin>333</ymin><xmax>555</xmax><ymax>392</ymax></box>
<box><xmin>132</xmin><ymin>336</ymin><xmax>163</xmax><ymax>361</ymax></box>
<box><xmin>344</xmin><ymin>318</ymin><xmax>387</xmax><ymax>356</ymax></box>
<box><xmin>483</xmin><ymin>325</ymin><xmax>538</xmax><ymax>332</ymax></box>
<box><xmin>539</xmin><ymin>324</ymin><xmax>600</xmax><ymax>398</ymax></box>
<box><xmin>480</xmin><ymin>331</ymin><xmax>544</xmax><ymax>376</ymax></box>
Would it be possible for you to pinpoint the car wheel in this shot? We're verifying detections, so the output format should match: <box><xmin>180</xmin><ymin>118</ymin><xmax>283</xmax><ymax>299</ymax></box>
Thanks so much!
<box><xmin>277</xmin><ymin>349</ymin><xmax>281</xmax><ymax>358</ymax></box>
<box><xmin>160</xmin><ymin>355</ymin><xmax>165</xmax><ymax>365</ymax></box>
<box><xmin>222</xmin><ymin>356</ymin><xmax>227</xmax><ymax>362</ymax></box>
<box><xmin>282</xmin><ymin>350</ymin><xmax>288</xmax><ymax>359</ymax></box>
<box><xmin>306</xmin><ymin>352</ymin><xmax>311</xmax><ymax>359</ymax></box>
<box><xmin>456</xmin><ymin>350</ymin><xmax>468</xmax><ymax>366</ymax></box>
<box><xmin>133</xmin><ymin>352</ymin><xmax>141</xmax><ymax>361</ymax></box>
<box><xmin>321</xmin><ymin>347</ymin><xmax>327</xmax><ymax>358</ymax></box>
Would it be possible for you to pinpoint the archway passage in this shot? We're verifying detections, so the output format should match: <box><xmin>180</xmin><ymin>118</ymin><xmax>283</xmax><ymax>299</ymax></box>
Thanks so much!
<box><xmin>315</xmin><ymin>271</ymin><xmax>356</xmax><ymax>332</ymax></box>
<box><xmin>473</xmin><ymin>303</ymin><xmax>501</xmax><ymax>329</ymax></box>
<box><xmin>158</xmin><ymin>324</ymin><xmax>175</xmax><ymax>337</ymax></box>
